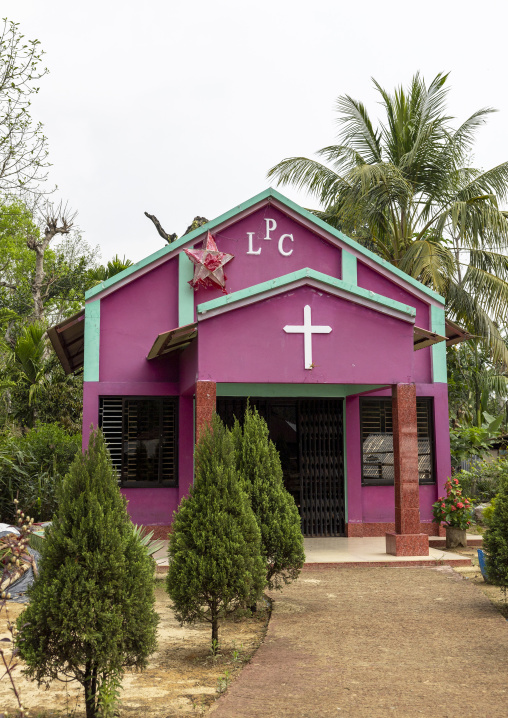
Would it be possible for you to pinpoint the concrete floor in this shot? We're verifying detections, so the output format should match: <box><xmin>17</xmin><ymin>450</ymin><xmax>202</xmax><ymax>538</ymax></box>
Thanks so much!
<box><xmin>154</xmin><ymin>535</ymin><xmax>474</xmax><ymax>568</ymax></box>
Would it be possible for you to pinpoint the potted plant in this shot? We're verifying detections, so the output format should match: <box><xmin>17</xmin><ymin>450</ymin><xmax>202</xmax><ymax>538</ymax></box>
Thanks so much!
<box><xmin>432</xmin><ymin>477</ymin><xmax>472</xmax><ymax>548</ymax></box>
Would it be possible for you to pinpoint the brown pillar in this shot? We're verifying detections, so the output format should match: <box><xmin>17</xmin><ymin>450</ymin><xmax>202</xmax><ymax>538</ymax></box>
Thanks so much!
<box><xmin>195</xmin><ymin>380</ymin><xmax>216</xmax><ymax>443</ymax></box>
<box><xmin>385</xmin><ymin>383</ymin><xmax>429</xmax><ymax>556</ymax></box>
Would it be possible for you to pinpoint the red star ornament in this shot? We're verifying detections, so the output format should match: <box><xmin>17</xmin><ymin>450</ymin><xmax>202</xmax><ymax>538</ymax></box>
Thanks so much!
<box><xmin>184</xmin><ymin>231</ymin><xmax>234</xmax><ymax>294</ymax></box>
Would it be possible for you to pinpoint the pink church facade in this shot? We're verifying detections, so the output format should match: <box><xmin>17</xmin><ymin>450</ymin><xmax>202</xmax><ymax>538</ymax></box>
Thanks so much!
<box><xmin>76</xmin><ymin>189</ymin><xmax>453</xmax><ymax>545</ymax></box>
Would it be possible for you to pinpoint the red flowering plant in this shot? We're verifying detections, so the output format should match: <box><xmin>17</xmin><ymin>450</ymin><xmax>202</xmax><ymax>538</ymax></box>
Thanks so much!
<box><xmin>432</xmin><ymin>477</ymin><xmax>473</xmax><ymax>530</ymax></box>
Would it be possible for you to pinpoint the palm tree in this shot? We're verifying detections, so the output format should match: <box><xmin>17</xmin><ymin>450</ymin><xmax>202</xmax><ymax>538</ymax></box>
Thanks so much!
<box><xmin>88</xmin><ymin>254</ymin><xmax>133</xmax><ymax>284</ymax></box>
<box><xmin>268</xmin><ymin>73</ymin><xmax>508</xmax><ymax>365</ymax></box>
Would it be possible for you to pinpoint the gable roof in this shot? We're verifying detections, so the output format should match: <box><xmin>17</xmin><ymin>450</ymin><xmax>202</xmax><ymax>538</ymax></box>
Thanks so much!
<box><xmin>196</xmin><ymin>268</ymin><xmax>417</xmax><ymax>323</ymax></box>
<box><xmin>85</xmin><ymin>188</ymin><xmax>445</xmax><ymax>306</ymax></box>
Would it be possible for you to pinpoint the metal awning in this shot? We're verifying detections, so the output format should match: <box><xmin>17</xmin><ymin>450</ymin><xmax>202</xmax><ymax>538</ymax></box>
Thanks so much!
<box><xmin>47</xmin><ymin>310</ymin><xmax>473</xmax><ymax>374</ymax></box>
<box><xmin>413</xmin><ymin>326</ymin><xmax>446</xmax><ymax>351</ymax></box>
<box><xmin>47</xmin><ymin>309</ymin><xmax>85</xmax><ymax>374</ymax></box>
<box><xmin>147</xmin><ymin>323</ymin><xmax>197</xmax><ymax>360</ymax></box>
<box><xmin>413</xmin><ymin>318</ymin><xmax>472</xmax><ymax>351</ymax></box>
<box><xmin>445</xmin><ymin>318</ymin><xmax>473</xmax><ymax>346</ymax></box>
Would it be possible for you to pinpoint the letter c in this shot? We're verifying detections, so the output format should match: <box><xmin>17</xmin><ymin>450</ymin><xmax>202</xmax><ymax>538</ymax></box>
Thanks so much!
<box><xmin>278</xmin><ymin>233</ymin><xmax>294</xmax><ymax>256</ymax></box>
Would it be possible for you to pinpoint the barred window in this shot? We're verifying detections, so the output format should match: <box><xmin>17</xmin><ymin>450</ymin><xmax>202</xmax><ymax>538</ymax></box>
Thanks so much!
<box><xmin>99</xmin><ymin>397</ymin><xmax>178</xmax><ymax>487</ymax></box>
<box><xmin>360</xmin><ymin>398</ymin><xmax>434</xmax><ymax>486</ymax></box>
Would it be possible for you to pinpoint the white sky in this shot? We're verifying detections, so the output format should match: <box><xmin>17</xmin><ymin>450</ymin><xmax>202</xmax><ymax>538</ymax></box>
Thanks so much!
<box><xmin>3</xmin><ymin>0</ymin><xmax>508</xmax><ymax>264</ymax></box>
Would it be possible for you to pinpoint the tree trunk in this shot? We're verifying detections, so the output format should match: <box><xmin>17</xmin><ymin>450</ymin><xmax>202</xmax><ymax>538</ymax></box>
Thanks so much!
<box><xmin>84</xmin><ymin>663</ymin><xmax>98</xmax><ymax>718</ymax></box>
<box><xmin>211</xmin><ymin>601</ymin><xmax>219</xmax><ymax>653</ymax></box>
<box><xmin>32</xmin><ymin>244</ymin><xmax>45</xmax><ymax>321</ymax></box>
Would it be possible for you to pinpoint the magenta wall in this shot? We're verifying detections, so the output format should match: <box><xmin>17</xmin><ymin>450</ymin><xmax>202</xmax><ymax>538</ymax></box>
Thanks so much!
<box><xmin>100</xmin><ymin>258</ymin><xmax>180</xmax><ymax>383</ymax></box>
<box><xmin>192</xmin><ymin>206</ymin><xmax>341</xmax><ymax>307</ymax></box>
<box><xmin>356</xmin><ymin>261</ymin><xmax>432</xmax><ymax>383</ymax></box>
<box><xmin>197</xmin><ymin>286</ymin><xmax>415</xmax><ymax>385</ymax></box>
<box><xmin>345</xmin><ymin>383</ymin><xmax>451</xmax><ymax>526</ymax></box>
<box><xmin>82</xmin><ymin>381</ymin><xmax>191</xmax><ymax>526</ymax></box>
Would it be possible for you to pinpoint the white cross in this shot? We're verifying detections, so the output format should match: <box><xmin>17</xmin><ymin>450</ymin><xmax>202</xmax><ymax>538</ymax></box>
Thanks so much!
<box><xmin>283</xmin><ymin>305</ymin><xmax>332</xmax><ymax>369</ymax></box>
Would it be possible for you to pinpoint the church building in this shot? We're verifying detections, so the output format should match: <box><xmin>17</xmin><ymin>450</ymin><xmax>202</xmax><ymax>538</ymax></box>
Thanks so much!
<box><xmin>49</xmin><ymin>189</ymin><xmax>468</xmax><ymax>555</ymax></box>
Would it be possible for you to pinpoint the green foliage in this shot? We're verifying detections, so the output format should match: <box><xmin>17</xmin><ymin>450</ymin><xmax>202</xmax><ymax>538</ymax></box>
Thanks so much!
<box><xmin>166</xmin><ymin>414</ymin><xmax>265</xmax><ymax>650</ymax></box>
<box><xmin>0</xmin><ymin>422</ymin><xmax>81</xmax><ymax>521</ymax></box>
<box><xmin>15</xmin><ymin>429</ymin><xmax>158</xmax><ymax>718</ymax></box>
<box><xmin>483</xmin><ymin>474</ymin><xmax>508</xmax><ymax>589</ymax></box>
<box><xmin>447</xmin><ymin>341</ymin><xmax>508</xmax><ymax>429</ymax></box>
<box><xmin>87</xmin><ymin>254</ymin><xmax>134</xmax><ymax>285</ymax></box>
<box><xmin>432</xmin><ymin>476</ymin><xmax>473</xmax><ymax>530</ymax></box>
<box><xmin>453</xmin><ymin>457</ymin><xmax>508</xmax><ymax>503</ymax></box>
<box><xmin>449</xmin><ymin>412</ymin><xmax>504</xmax><ymax>467</ymax></box>
<box><xmin>0</xmin><ymin>321</ymin><xmax>83</xmax><ymax>431</ymax></box>
<box><xmin>268</xmin><ymin>73</ymin><xmax>508</xmax><ymax>364</ymax></box>
<box><xmin>232</xmin><ymin>404</ymin><xmax>304</xmax><ymax>590</ymax></box>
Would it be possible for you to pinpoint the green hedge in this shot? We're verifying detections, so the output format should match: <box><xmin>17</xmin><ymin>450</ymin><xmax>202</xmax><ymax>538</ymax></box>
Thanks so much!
<box><xmin>453</xmin><ymin>457</ymin><xmax>508</xmax><ymax>504</ymax></box>
<box><xmin>0</xmin><ymin>422</ymin><xmax>81</xmax><ymax>522</ymax></box>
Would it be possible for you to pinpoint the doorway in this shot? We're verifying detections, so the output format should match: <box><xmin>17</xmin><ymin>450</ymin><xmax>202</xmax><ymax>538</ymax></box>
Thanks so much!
<box><xmin>217</xmin><ymin>397</ymin><xmax>345</xmax><ymax>537</ymax></box>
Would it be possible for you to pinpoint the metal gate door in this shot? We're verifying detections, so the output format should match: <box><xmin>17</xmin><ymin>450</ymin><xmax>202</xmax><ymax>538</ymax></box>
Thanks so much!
<box><xmin>298</xmin><ymin>399</ymin><xmax>345</xmax><ymax>537</ymax></box>
<box><xmin>216</xmin><ymin>397</ymin><xmax>345</xmax><ymax>537</ymax></box>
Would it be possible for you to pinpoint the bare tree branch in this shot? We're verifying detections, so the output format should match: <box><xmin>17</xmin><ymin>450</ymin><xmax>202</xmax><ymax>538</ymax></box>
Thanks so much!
<box><xmin>26</xmin><ymin>202</ymin><xmax>77</xmax><ymax>320</ymax></box>
<box><xmin>144</xmin><ymin>212</ymin><xmax>209</xmax><ymax>244</ymax></box>
<box><xmin>144</xmin><ymin>212</ymin><xmax>177</xmax><ymax>243</ymax></box>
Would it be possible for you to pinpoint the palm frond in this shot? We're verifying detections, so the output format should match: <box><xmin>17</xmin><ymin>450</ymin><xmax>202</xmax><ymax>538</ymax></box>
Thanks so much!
<box><xmin>267</xmin><ymin>157</ymin><xmax>350</xmax><ymax>204</ymax></box>
<box><xmin>334</xmin><ymin>95</ymin><xmax>383</xmax><ymax>164</ymax></box>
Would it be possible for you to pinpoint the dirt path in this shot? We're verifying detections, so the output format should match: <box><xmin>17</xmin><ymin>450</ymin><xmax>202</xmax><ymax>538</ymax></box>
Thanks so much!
<box><xmin>0</xmin><ymin>582</ymin><xmax>269</xmax><ymax>717</ymax></box>
<box><xmin>210</xmin><ymin>567</ymin><xmax>508</xmax><ymax>718</ymax></box>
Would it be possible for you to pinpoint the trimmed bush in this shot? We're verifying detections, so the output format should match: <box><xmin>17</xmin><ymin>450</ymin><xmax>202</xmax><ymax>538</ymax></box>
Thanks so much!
<box><xmin>16</xmin><ymin>429</ymin><xmax>158</xmax><ymax>718</ymax></box>
<box><xmin>166</xmin><ymin>414</ymin><xmax>265</xmax><ymax>650</ymax></box>
<box><xmin>483</xmin><ymin>473</ymin><xmax>508</xmax><ymax>590</ymax></box>
<box><xmin>232</xmin><ymin>404</ymin><xmax>305</xmax><ymax>590</ymax></box>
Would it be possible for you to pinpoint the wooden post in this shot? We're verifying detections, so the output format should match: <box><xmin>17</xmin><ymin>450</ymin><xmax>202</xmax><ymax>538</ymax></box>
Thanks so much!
<box><xmin>386</xmin><ymin>383</ymin><xmax>429</xmax><ymax>556</ymax></box>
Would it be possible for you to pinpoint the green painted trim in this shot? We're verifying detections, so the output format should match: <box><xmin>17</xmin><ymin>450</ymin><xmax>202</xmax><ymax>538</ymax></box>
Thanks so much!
<box><xmin>266</xmin><ymin>188</ymin><xmax>445</xmax><ymax>304</ymax></box>
<box><xmin>197</xmin><ymin>267</ymin><xmax>416</xmax><ymax>318</ymax></box>
<box><xmin>84</xmin><ymin>300</ymin><xmax>100</xmax><ymax>382</ymax></box>
<box><xmin>431</xmin><ymin>305</ymin><xmax>447</xmax><ymax>383</ymax></box>
<box><xmin>179</xmin><ymin>252</ymin><xmax>195</xmax><ymax>326</ymax></box>
<box><xmin>85</xmin><ymin>187</ymin><xmax>445</xmax><ymax>305</ymax></box>
<box><xmin>341</xmin><ymin>250</ymin><xmax>357</xmax><ymax>285</ymax></box>
<box><xmin>85</xmin><ymin>188</ymin><xmax>278</xmax><ymax>300</ymax></box>
<box><xmin>216</xmin><ymin>383</ymin><xmax>383</xmax><ymax>398</ymax></box>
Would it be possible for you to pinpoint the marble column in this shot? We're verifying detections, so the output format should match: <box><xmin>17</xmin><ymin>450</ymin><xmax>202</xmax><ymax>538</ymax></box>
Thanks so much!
<box><xmin>386</xmin><ymin>383</ymin><xmax>429</xmax><ymax>556</ymax></box>
<box><xmin>195</xmin><ymin>380</ymin><xmax>216</xmax><ymax>443</ymax></box>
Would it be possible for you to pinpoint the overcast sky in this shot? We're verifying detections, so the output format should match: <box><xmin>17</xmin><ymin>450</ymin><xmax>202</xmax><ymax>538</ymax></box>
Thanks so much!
<box><xmin>3</xmin><ymin>0</ymin><xmax>508</xmax><ymax>264</ymax></box>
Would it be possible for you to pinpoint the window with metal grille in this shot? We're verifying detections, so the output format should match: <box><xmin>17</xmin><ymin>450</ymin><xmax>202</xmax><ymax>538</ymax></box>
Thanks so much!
<box><xmin>360</xmin><ymin>398</ymin><xmax>434</xmax><ymax>486</ymax></box>
<box><xmin>99</xmin><ymin>397</ymin><xmax>178</xmax><ymax>487</ymax></box>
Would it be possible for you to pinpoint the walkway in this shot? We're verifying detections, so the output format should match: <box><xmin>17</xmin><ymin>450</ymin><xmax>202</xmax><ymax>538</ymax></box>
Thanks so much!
<box><xmin>209</xmin><ymin>566</ymin><xmax>508</xmax><ymax>718</ymax></box>
<box><xmin>154</xmin><ymin>536</ymin><xmax>474</xmax><ymax>570</ymax></box>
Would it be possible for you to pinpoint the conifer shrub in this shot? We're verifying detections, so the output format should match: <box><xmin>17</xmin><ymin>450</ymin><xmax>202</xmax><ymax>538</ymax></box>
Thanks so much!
<box><xmin>483</xmin><ymin>473</ymin><xmax>508</xmax><ymax>590</ymax></box>
<box><xmin>166</xmin><ymin>414</ymin><xmax>265</xmax><ymax>651</ymax></box>
<box><xmin>232</xmin><ymin>404</ymin><xmax>305</xmax><ymax>591</ymax></box>
<box><xmin>15</xmin><ymin>429</ymin><xmax>158</xmax><ymax>718</ymax></box>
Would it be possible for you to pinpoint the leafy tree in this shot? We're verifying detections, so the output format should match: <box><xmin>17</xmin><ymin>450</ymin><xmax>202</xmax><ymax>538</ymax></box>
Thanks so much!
<box><xmin>447</xmin><ymin>341</ymin><xmax>508</xmax><ymax>429</ymax></box>
<box><xmin>449</xmin><ymin>412</ymin><xmax>504</xmax><ymax>468</ymax></box>
<box><xmin>0</xmin><ymin>199</ymin><xmax>100</xmax><ymax>323</ymax></box>
<box><xmin>483</xmin><ymin>472</ymin><xmax>508</xmax><ymax>591</ymax></box>
<box><xmin>268</xmin><ymin>73</ymin><xmax>508</xmax><ymax>364</ymax></box>
<box><xmin>232</xmin><ymin>404</ymin><xmax>305</xmax><ymax>591</ymax></box>
<box><xmin>0</xmin><ymin>19</ymin><xmax>50</xmax><ymax>195</ymax></box>
<box><xmin>16</xmin><ymin>429</ymin><xmax>158</xmax><ymax>718</ymax></box>
<box><xmin>166</xmin><ymin>414</ymin><xmax>265</xmax><ymax>650</ymax></box>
